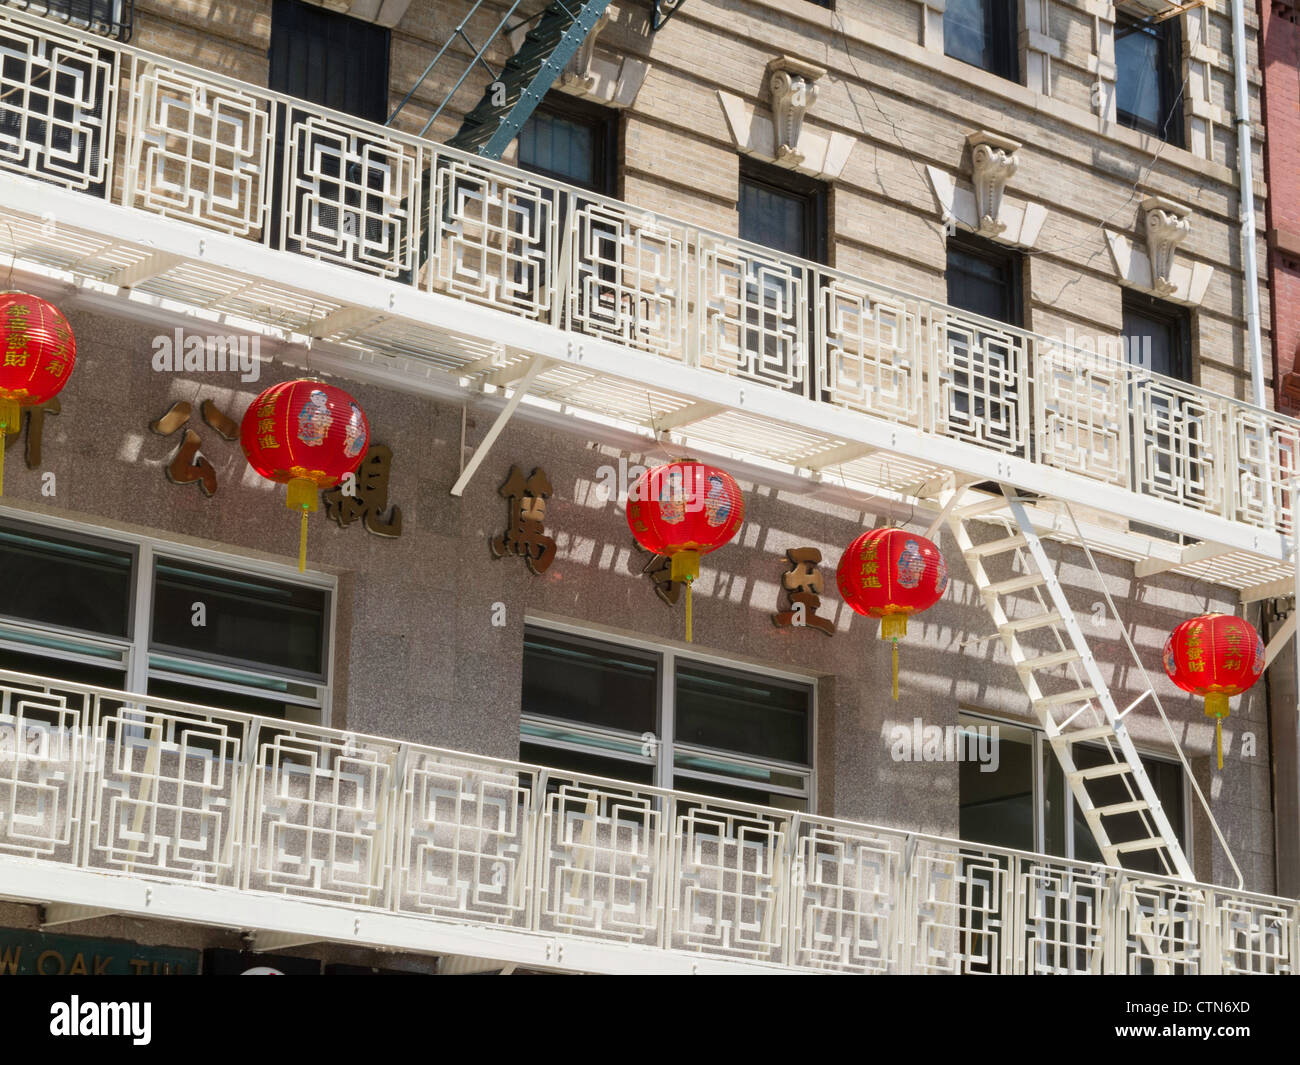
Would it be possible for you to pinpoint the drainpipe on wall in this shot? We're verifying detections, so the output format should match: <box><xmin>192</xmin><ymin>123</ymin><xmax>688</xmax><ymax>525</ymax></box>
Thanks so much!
<box><xmin>1233</xmin><ymin>0</ymin><xmax>1268</xmax><ymax>411</ymax></box>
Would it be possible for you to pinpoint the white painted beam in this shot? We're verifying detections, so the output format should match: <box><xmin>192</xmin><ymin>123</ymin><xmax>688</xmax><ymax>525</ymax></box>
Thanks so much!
<box><xmin>804</xmin><ymin>441</ymin><xmax>877</xmax><ymax>471</ymax></box>
<box><xmin>1241</xmin><ymin>577</ymin><xmax>1295</xmax><ymax>605</ymax></box>
<box><xmin>41</xmin><ymin>903</ymin><xmax>117</xmax><ymax>928</ymax></box>
<box><xmin>650</xmin><ymin>401</ymin><xmax>725</xmax><ymax>431</ymax></box>
<box><xmin>106</xmin><ymin>251</ymin><xmax>184</xmax><ymax>290</ymax></box>
<box><xmin>1135</xmin><ymin>540</ymin><xmax>1233</xmax><ymax>578</ymax></box>
<box><xmin>0</xmin><ymin>858</ymin><xmax>803</xmax><ymax>975</ymax></box>
<box><xmin>1266</xmin><ymin>611</ymin><xmax>1296</xmax><ymax>669</ymax></box>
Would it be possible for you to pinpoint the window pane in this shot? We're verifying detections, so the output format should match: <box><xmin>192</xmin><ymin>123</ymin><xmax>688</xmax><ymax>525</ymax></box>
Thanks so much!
<box><xmin>673</xmin><ymin>663</ymin><xmax>810</xmax><ymax>765</ymax></box>
<box><xmin>673</xmin><ymin>773</ymin><xmax>805</xmax><ymax>811</ymax></box>
<box><xmin>739</xmin><ymin>179</ymin><xmax>807</xmax><ymax>258</ymax></box>
<box><xmin>521</xmin><ymin>629</ymin><xmax>658</xmax><ymax>734</ymax></box>
<box><xmin>520</xmin><ymin>741</ymin><xmax>655</xmax><ymax>786</ymax></box>
<box><xmin>947</xmin><ymin>244</ymin><xmax>1017</xmax><ymax>324</ymax></box>
<box><xmin>0</xmin><ymin>645</ymin><xmax>126</xmax><ymax>690</ymax></box>
<box><xmin>1115</xmin><ymin>21</ymin><xmax>1163</xmax><ymax>131</ymax></box>
<box><xmin>150</xmin><ymin>559</ymin><xmax>328</xmax><ymax>678</ymax></box>
<box><xmin>1122</xmin><ymin>302</ymin><xmax>1188</xmax><ymax>381</ymax></box>
<box><xmin>0</xmin><ymin>522</ymin><xmax>133</xmax><ymax>638</ymax></box>
<box><xmin>945</xmin><ymin>0</ymin><xmax>995</xmax><ymax>70</ymax></box>
<box><xmin>959</xmin><ymin>729</ymin><xmax>1034</xmax><ymax>851</ymax></box>
<box><xmin>519</xmin><ymin>110</ymin><xmax>597</xmax><ymax>189</ymax></box>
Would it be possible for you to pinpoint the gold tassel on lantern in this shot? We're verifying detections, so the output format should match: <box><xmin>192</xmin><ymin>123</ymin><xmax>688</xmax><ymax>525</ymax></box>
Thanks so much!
<box><xmin>881</xmin><ymin>613</ymin><xmax>908</xmax><ymax>701</ymax></box>
<box><xmin>1205</xmin><ymin>692</ymin><xmax>1230</xmax><ymax>771</ymax></box>
<box><xmin>0</xmin><ymin>396</ymin><xmax>20</xmax><ymax>496</ymax></box>
<box><xmin>286</xmin><ymin>476</ymin><xmax>318</xmax><ymax>573</ymax></box>
<box><xmin>671</xmin><ymin>550</ymin><xmax>701</xmax><ymax>644</ymax></box>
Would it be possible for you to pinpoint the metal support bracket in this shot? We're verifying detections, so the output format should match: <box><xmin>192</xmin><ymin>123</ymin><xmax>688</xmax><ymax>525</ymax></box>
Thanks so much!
<box><xmin>41</xmin><ymin>904</ymin><xmax>118</xmax><ymax>929</ymax></box>
<box><xmin>450</xmin><ymin>357</ymin><xmax>547</xmax><ymax>497</ymax></box>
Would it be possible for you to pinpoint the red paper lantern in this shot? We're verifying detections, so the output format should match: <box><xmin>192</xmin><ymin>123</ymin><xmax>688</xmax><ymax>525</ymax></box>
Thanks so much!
<box><xmin>241</xmin><ymin>379</ymin><xmax>369</xmax><ymax>571</ymax></box>
<box><xmin>626</xmin><ymin>460</ymin><xmax>744</xmax><ymax>642</ymax></box>
<box><xmin>1163</xmin><ymin>613</ymin><xmax>1264</xmax><ymax>770</ymax></box>
<box><xmin>0</xmin><ymin>292</ymin><xmax>77</xmax><ymax>495</ymax></box>
<box><xmin>837</xmin><ymin>528</ymin><xmax>948</xmax><ymax>700</ymax></box>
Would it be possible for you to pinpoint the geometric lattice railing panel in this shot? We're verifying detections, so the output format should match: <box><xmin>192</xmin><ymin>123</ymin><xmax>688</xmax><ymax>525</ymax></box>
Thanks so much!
<box><xmin>395</xmin><ymin>750</ymin><xmax>534</xmax><ymax>926</ymax></box>
<box><xmin>126</xmin><ymin>59</ymin><xmax>271</xmax><ymax>237</ymax></box>
<box><xmin>1</xmin><ymin>668</ymin><xmax>1297</xmax><ymax>973</ymax></box>
<box><xmin>0</xmin><ymin>16</ymin><xmax>116</xmax><ymax>191</ymax></box>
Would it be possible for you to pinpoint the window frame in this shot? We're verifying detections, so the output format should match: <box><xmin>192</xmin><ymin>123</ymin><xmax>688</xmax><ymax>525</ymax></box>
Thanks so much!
<box><xmin>958</xmin><ymin>708</ymin><xmax>1192</xmax><ymax>866</ymax></box>
<box><xmin>0</xmin><ymin>506</ymin><xmax>338</xmax><ymax>724</ymax></box>
<box><xmin>944</xmin><ymin>0</ymin><xmax>1020</xmax><ymax>83</ymax></box>
<box><xmin>1121</xmin><ymin>289</ymin><xmax>1193</xmax><ymax>384</ymax></box>
<box><xmin>516</xmin><ymin>93</ymin><xmax>619</xmax><ymax>198</ymax></box>
<box><xmin>738</xmin><ymin>157</ymin><xmax>829</xmax><ymax>266</ymax></box>
<box><xmin>519</xmin><ymin>617</ymin><xmax>817</xmax><ymax>809</ymax></box>
<box><xmin>945</xmin><ymin>230</ymin><xmax>1024</xmax><ymax>328</ymax></box>
<box><xmin>1114</xmin><ymin>7</ymin><xmax>1185</xmax><ymax>146</ymax></box>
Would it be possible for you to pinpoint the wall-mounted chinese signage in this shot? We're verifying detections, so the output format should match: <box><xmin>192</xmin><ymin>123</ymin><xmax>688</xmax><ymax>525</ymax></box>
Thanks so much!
<box><xmin>0</xmin><ymin>930</ymin><xmax>198</xmax><ymax>975</ymax></box>
<box><xmin>322</xmin><ymin>443</ymin><xmax>403</xmax><ymax>537</ymax></box>
<box><xmin>491</xmin><ymin>465</ymin><xmax>555</xmax><ymax>574</ymax></box>
<box><xmin>772</xmin><ymin>547</ymin><xmax>834</xmax><ymax>635</ymax></box>
<box><xmin>150</xmin><ymin>397</ymin><xmax>238</xmax><ymax>497</ymax></box>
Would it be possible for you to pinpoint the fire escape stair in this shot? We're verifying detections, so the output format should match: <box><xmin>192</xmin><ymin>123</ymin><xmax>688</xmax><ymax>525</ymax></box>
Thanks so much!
<box><xmin>945</xmin><ymin>485</ymin><xmax>1195</xmax><ymax>881</ymax></box>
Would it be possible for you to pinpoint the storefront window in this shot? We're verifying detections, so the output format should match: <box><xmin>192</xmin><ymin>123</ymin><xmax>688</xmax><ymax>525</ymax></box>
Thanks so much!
<box><xmin>520</xmin><ymin>624</ymin><xmax>814</xmax><ymax>809</ymax></box>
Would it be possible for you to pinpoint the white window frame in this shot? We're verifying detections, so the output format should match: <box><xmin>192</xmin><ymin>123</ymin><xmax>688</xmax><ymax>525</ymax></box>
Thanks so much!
<box><xmin>521</xmin><ymin>615</ymin><xmax>818</xmax><ymax>810</ymax></box>
<box><xmin>959</xmin><ymin>707</ymin><xmax>1192</xmax><ymax>862</ymax></box>
<box><xmin>0</xmin><ymin>504</ymin><xmax>338</xmax><ymax>725</ymax></box>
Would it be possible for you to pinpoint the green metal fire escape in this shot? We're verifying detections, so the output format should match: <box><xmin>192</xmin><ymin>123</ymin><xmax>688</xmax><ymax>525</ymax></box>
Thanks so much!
<box><xmin>388</xmin><ymin>0</ymin><xmax>614</xmax><ymax>160</ymax></box>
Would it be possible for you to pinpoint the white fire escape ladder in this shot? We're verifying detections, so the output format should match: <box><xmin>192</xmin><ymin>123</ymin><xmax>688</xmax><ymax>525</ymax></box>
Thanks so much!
<box><xmin>945</xmin><ymin>485</ymin><xmax>1212</xmax><ymax>883</ymax></box>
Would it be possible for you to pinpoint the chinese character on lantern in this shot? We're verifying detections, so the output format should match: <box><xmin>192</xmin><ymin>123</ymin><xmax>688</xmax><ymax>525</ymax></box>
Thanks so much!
<box><xmin>773</xmin><ymin>547</ymin><xmax>834</xmax><ymax>635</ymax></box>
<box><xmin>491</xmin><ymin>466</ymin><xmax>556</xmax><ymax>574</ymax></box>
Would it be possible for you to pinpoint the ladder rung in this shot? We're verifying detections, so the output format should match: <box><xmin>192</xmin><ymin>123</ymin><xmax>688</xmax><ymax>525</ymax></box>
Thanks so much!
<box><xmin>964</xmin><ymin>534</ymin><xmax>1028</xmax><ymax>558</ymax></box>
<box><xmin>1000</xmin><ymin>611</ymin><xmax>1062</xmax><ymax>634</ymax></box>
<box><xmin>1070</xmin><ymin>760</ymin><xmax>1132</xmax><ymax>782</ymax></box>
<box><xmin>1091</xmin><ymin>799</ymin><xmax>1151</xmax><ymax>818</ymax></box>
<box><xmin>1033</xmin><ymin>687</ymin><xmax>1097</xmax><ymax>709</ymax></box>
<box><xmin>1049</xmin><ymin>725</ymin><xmax>1118</xmax><ymax>745</ymax></box>
<box><xmin>1016</xmin><ymin>649</ymin><xmax>1082</xmax><ymax>672</ymax></box>
<box><xmin>984</xmin><ymin>573</ymin><xmax>1045</xmax><ymax>597</ymax></box>
<box><xmin>1111</xmin><ymin>837</ymin><xmax>1169</xmax><ymax>855</ymax></box>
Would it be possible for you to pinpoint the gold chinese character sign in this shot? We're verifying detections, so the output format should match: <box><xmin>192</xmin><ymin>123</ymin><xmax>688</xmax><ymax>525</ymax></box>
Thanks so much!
<box><xmin>491</xmin><ymin>465</ymin><xmax>556</xmax><ymax>574</ymax></box>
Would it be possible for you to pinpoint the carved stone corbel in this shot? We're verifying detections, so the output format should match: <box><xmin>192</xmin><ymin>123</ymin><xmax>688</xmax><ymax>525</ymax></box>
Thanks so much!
<box><xmin>766</xmin><ymin>56</ymin><xmax>826</xmax><ymax>168</ymax></box>
<box><xmin>1142</xmin><ymin>196</ymin><xmax>1192</xmax><ymax>298</ymax></box>
<box><xmin>559</xmin><ymin>9</ymin><xmax>611</xmax><ymax>93</ymax></box>
<box><xmin>966</xmin><ymin>131</ymin><xmax>1021</xmax><ymax>238</ymax></box>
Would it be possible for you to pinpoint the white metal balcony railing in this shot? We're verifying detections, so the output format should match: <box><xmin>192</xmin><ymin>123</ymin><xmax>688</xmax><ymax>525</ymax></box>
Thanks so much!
<box><xmin>0</xmin><ymin>9</ymin><xmax>1296</xmax><ymax>585</ymax></box>
<box><xmin>0</xmin><ymin>668</ymin><xmax>1295</xmax><ymax>974</ymax></box>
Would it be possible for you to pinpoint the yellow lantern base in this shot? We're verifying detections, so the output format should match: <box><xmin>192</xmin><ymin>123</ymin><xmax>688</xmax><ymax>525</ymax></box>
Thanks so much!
<box><xmin>880</xmin><ymin>613</ymin><xmax>909</xmax><ymax>702</ymax></box>
<box><xmin>0</xmin><ymin>396</ymin><xmax>21</xmax><ymax>497</ymax></box>
<box><xmin>1204</xmin><ymin>692</ymin><xmax>1231</xmax><ymax>771</ymax></box>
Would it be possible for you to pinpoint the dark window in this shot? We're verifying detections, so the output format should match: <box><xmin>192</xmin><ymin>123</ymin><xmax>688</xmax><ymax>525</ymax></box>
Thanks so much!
<box><xmin>739</xmin><ymin>159</ymin><xmax>827</xmax><ymax>263</ymax></box>
<box><xmin>945</xmin><ymin>0</ymin><xmax>1018</xmax><ymax>82</ymax></box>
<box><xmin>521</xmin><ymin>628</ymin><xmax>658</xmax><ymax>735</ymax></box>
<box><xmin>517</xmin><ymin>97</ymin><xmax>617</xmax><ymax>196</ymax></box>
<box><xmin>0</xmin><ymin>520</ymin><xmax>134</xmax><ymax>639</ymax></box>
<box><xmin>1122</xmin><ymin>291</ymin><xmax>1191</xmax><ymax>382</ymax></box>
<box><xmin>1115</xmin><ymin>10</ymin><xmax>1183</xmax><ymax>145</ymax></box>
<box><xmin>947</xmin><ymin>233</ymin><xmax>1022</xmax><ymax>326</ymax></box>
<box><xmin>268</xmin><ymin>0</ymin><xmax>390</xmax><ymax>123</ymax></box>
<box><xmin>2</xmin><ymin>0</ymin><xmax>133</xmax><ymax>41</ymax></box>
<box><xmin>674</xmin><ymin>662</ymin><xmax>809</xmax><ymax>765</ymax></box>
<box><xmin>520</xmin><ymin>626</ymin><xmax>814</xmax><ymax>808</ymax></box>
<box><xmin>150</xmin><ymin>558</ymin><xmax>329</xmax><ymax>680</ymax></box>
